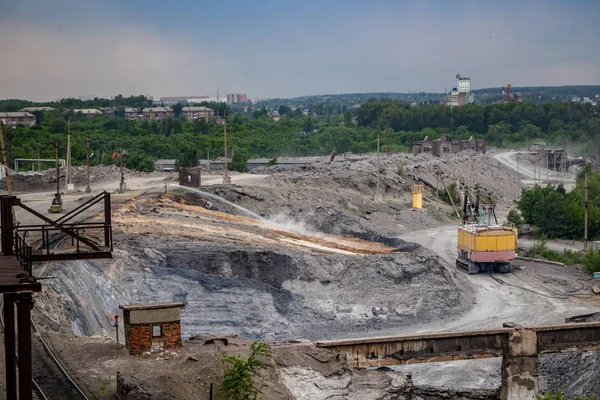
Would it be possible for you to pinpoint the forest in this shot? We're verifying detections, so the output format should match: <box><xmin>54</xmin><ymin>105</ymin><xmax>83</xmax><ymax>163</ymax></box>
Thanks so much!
<box><xmin>515</xmin><ymin>165</ymin><xmax>600</xmax><ymax>241</ymax></box>
<box><xmin>0</xmin><ymin>99</ymin><xmax>598</xmax><ymax>173</ymax></box>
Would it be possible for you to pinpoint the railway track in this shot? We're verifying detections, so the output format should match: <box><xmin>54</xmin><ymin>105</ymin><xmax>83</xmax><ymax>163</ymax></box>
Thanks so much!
<box><xmin>1</xmin><ymin>301</ymin><xmax>89</xmax><ymax>399</ymax></box>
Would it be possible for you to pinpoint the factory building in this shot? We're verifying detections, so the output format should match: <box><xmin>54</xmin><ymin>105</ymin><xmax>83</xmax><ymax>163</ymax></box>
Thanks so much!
<box><xmin>446</xmin><ymin>74</ymin><xmax>474</xmax><ymax>107</ymax></box>
<box><xmin>412</xmin><ymin>135</ymin><xmax>485</xmax><ymax>156</ymax></box>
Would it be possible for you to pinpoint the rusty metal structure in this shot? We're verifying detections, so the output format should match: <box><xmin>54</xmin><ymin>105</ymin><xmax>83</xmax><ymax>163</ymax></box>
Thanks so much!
<box><xmin>1</xmin><ymin>192</ymin><xmax>113</xmax><ymax>399</ymax></box>
<box><xmin>317</xmin><ymin>321</ymin><xmax>600</xmax><ymax>399</ymax></box>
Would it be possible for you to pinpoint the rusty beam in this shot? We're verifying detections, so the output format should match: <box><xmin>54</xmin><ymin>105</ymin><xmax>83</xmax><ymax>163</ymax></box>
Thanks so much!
<box><xmin>3</xmin><ymin>294</ymin><xmax>16</xmax><ymax>400</ymax></box>
<box><xmin>17</xmin><ymin>201</ymin><xmax>102</xmax><ymax>251</ymax></box>
<box><xmin>535</xmin><ymin>323</ymin><xmax>600</xmax><ymax>353</ymax></box>
<box><xmin>317</xmin><ymin>329</ymin><xmax>511</xmax><ymax>367</ymax></box>
<box><xmin>30</xmin><ymin>251</ymin><xmax>112</xmax><ymax>262</ymax></box>
<box><xmin>317</xmin><ymin>322</ymin><xmax>600</xmax><ymax>368</ymax></box>
<box><xmin>53</xmin><ymin>191</ymin><xmax>108</xmax><ymax>225</ymax></box>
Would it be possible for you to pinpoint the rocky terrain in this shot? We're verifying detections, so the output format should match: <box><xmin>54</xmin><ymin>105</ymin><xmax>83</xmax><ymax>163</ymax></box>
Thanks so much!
<box><xmin>36</xmin><ymin>195</ymin><xmax>474</xmax><ymax>341</ymax></box>
<box><xmin>6</xmin><ymin>150</ymin><xmax>598</xmax><ymax>398</ymax></box>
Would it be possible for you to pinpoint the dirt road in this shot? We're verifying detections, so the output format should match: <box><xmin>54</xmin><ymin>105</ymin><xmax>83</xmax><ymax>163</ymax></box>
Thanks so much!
<box><xmin>493</xmin><ymin>151</ymin><xmax>576</xmax><ymax>189</ymax></box>
<box><xmin>398</xmin><ymin>225</ymin><xmax>599</xmax><ymax>333</ymax></box>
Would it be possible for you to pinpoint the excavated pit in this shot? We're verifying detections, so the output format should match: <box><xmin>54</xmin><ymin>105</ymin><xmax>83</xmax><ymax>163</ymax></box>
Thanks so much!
<box><xmin>38</xmin><ymin>242</ymin><xmax>473</xmax><ymax>341</ymax></box>
<box><xmin>35</xmin><ymin>193</ymin><xmax>474</xmax><ymax>342</ymax></box>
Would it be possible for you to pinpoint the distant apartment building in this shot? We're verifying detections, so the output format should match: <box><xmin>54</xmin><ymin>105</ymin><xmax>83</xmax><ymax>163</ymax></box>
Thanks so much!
<box><xmin>73</xmin><ymin>108</ymin><xmax>103</xmax><ymax>118</ymax></box>
<box><xmin>181</xmin><ymin>106</ymin><xmax>214</xmax><ymax>121</ymax></box>
<box><xmin>125</xmin><ymin>107</ymin><xmax>172</xmax><ymax>121</ymax></box>
<box><xmin>0</xmin><ymin>112</ymin><xmax>36</xmax><ymax>128</ymax></box>
<box><xmin>412</xmin><ymin>135</ymin><xmax>485</xmax><ymax>156</ymax></box>
<box><xmin>227</xmin><ymin>93</ymin><xmax>247</xmax><ymax>104</ymax></box>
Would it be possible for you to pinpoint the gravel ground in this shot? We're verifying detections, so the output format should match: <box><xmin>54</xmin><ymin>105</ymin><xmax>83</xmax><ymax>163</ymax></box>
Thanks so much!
<box><xmin>0</xmin><ymin>165</ymin><xmax>162</xmax><ymax>192</ymax></box>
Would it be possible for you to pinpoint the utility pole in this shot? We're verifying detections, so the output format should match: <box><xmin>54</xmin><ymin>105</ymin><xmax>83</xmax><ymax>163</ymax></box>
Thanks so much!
<box><xmin>435</xmin><ymin>166</ymin><xmax>439</xmax><ymax>211</ymax></box>
<box><xmin>584</xmin><ymin>173</ymin><xmax>589</xmax><ymax>252</ymax></box>
<box><xmin>50</xmin><ymin>140</ymin><xmax>62</xmax><ymax>213</ymax></box>
<box><xmin>546</xmin><ymin>151</ymin><xmax>549</xmax><ymax>182</ymax></box>
<box><xmin>223</xmin><ymin>108</ymin><xmax>230</xmax><ymax>185</ymax></box>
<box><xmin>85</xmin><ymin>137</ymin><xmax>91</xmax><ymax>193</ymax></box>
<box><xmin>119</xmin><ymin>137</ymin><xmax>126</xmax><ymax>191</ymax></box>
<box><xmin>0</xmin><ymin>124</ymin><xmax>12</xmax><ymax>196</ymax></box>
<box><xmin>594</xmin><ymin>111</ymin><xmax>598</xmax><ymax>165</ymax></box>
<box><xmin>533</xmin><ymin>154</ymin><xmax>536</xmax><ymax>186</ymax></box>
<box><xmin>66</xmin><ymin>117</ymin><xmax>72</xmax><ymax>193</ymax></box>
<box><xmin>375</xmin><ymin>129</ymin><xmax>381</xmax><ymax>202</ymax></box>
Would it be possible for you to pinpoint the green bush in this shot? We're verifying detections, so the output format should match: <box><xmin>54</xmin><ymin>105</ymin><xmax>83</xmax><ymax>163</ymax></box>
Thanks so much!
<box><xmin>583</xmin><ymin>246</ymin><xmax>600</xmax><ymax>273</ymax></box>
<box><xmin>268</xmin><ymin>157</ymin><xmax>278</xmax><ymax>166</ymax></box>
<box><xmin>397</xmin><ymin>162</ymin><xmax>405</xmax><ymax>176</ymax></box>
<box><xmin>506</xmin><ymin>208</ymin><xmax>524</xmax><ymax>226</ymax></box>
<box><xmin>531</xmin><ymin>236</ymin><xmax>549</xmax><ymax>255</ymax></box>
<box><xmin>439</xmin><ymin>182</ymin><xmax>461</xmax><ymax>206</ymax></box>
<box><xmin>526</xmin><ymin>237</ymin><xmax>584</xmax><ymax>265</ymax></box>
<box><xmin>220</xmin><ymin>341</ymin><xmax>272</xmax><ymax>400</ymax></box>
<box><xmin>538</xmin><ymin>390</ymin><xmax>597</xmax><ymax>400</ymax></box>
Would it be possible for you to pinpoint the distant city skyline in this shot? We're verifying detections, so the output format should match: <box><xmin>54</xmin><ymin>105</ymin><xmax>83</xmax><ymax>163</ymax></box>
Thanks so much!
<box><xmin>1</xmin><ymin>0</ymin><xmax>599</xmax><ymax>101</ymax></box>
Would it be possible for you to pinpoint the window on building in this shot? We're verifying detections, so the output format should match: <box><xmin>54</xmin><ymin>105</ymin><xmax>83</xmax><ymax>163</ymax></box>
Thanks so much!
<box><xmin>152</xmin><ymin>325</ymin><xmax>163</xmax><ymax>338</ymax></box>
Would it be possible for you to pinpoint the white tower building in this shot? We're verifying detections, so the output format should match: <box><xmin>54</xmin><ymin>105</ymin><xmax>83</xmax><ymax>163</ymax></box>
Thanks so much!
<box><xmin>456</xmin><ymin>74</ymin><xmax>471</xmax><ymax>94</ymax></box>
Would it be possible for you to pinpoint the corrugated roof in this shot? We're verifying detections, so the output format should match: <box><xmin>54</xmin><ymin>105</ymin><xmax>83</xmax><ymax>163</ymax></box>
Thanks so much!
<box><xmin>0</xmin><ymin>112</ymin><xmax>35</xmax><ymax>117</ymax></box>
<box><xmin>154</xmin><ymin>159</ymin><xmax>176</xmax><ymax>164</ymax></box>
<box><xmin>73</xmin><ymin>109</ymin><xmax>102</xmax><ymax>114</ymax></box>
<box><xmin>125</xmin><ymin>107</ymin><xmax>171</xmax><ymax>113</ymax></box>
<box><xmin>182</xmin><ymin>106</ymin><xmax>212</xmax><ymax>112</ymax></box>
<box><xmin>20</xmin><ymin>107</ymin><xmax>55</xmax><ymax>112</ymax></box>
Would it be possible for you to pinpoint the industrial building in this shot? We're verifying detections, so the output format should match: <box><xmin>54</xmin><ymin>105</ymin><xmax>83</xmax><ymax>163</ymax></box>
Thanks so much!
<box><xmin>158</xmin><ymin>96</ymin><xmax>208</xmax><ymax>105</ymax></box>
<box><xmin>502</xmin><ymin>84</ymin><xmax>524</xmax><ymax>103</ymax></box>
<box><xmin>412</xmin><ymin>135</ymin><xmax>485</xmax><ymax>156</ymax></box>
<box><xmin>19</xmin><ymin>107</ymin><xmax>55</xmax><ymax>112</ymax></box>
<box><xmin>446</xmin><ymin>74</ymin><xmax>474</xmax><ymax>107</ymax></box>
<box><xmin>73</xmin><ymin>109</ymin><xmax>103</xmax><ymax>118</ymax></box>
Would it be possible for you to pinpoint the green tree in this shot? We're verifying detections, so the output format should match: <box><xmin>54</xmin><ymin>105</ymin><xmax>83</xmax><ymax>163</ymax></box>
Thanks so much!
<box><xmin>229</xmin><ymin>148</ymin><xmax>249</xmax><ymax>172</ymax></box>
<box><xmin>278</xmin><ymin>105</ymin><xmax>292</xmax><ymax>116</ymax></box>
<box><xmin>175</xmin><ymin>148</ymin><xmax>199</xmax><ymax>169</ymax></box>
<box><xmin>172</xmin><ymin>103</ymin><xmax>184</xmax><ymax>118</ymax></box>
<box><xmin>302</xmin><ymin>117</ymin><xmax>313</xmax><ymax>132</ymax></box>
<box><xmin>220</xmin><ymin>341</ymin><xmax>272</xmax><ymax>400</ymax></box>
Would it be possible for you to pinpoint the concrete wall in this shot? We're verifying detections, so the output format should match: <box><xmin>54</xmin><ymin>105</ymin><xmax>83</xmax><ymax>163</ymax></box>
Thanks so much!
<box><xmin>126</xmin><ymin>307</ymin><xmax>180</xmax><ymax>325</ymax></box>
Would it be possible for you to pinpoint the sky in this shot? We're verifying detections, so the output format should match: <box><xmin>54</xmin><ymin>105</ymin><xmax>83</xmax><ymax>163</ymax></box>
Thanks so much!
<box><xmin>1</xmin><ymin>0</ymin><xmax>599</xmax><ymax>101</ymax></box>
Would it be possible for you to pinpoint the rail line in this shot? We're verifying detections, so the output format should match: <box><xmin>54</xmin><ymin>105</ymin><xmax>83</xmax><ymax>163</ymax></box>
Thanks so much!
<box><xmin>1</xmin><ymin>298</ymin><xmax>89</xmax><ymax>399</ymax></box>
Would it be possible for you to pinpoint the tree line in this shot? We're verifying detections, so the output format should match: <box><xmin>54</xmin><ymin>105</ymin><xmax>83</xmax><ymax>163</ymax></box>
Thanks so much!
<box><xmin>514</xmin><ymin>165</ymin><xmax>600</xmax><ymax>240</ymax></box>
<box><xmin>1</xmin><ymin>100</ymin><xmax>598</xmax><ymax>173</ymax></box>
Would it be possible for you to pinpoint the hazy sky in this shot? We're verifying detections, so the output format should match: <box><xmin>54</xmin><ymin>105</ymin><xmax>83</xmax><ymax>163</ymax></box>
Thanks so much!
<box><xmin>1</xmin><ymin>0</ymin><xmax>599</xmax><ymax>101</ymax></box>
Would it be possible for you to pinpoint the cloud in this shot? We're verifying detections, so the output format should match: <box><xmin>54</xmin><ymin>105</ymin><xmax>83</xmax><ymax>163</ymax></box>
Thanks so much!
<box><xmin>1</xmin><ymin>0</ymin><xmax>599</xmax><ymax>100</ymax></box>
<box><xmin>0</xmin><ymin>22</ymin><xmax>232</xmax><ymax>101</ymax></box>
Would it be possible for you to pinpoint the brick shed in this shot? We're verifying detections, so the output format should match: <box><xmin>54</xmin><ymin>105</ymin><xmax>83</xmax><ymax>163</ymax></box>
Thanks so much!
<box><xmin>119</xmin><ymin>302</ymin><xmax>184</xmax><ymax>355</ymax></box>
